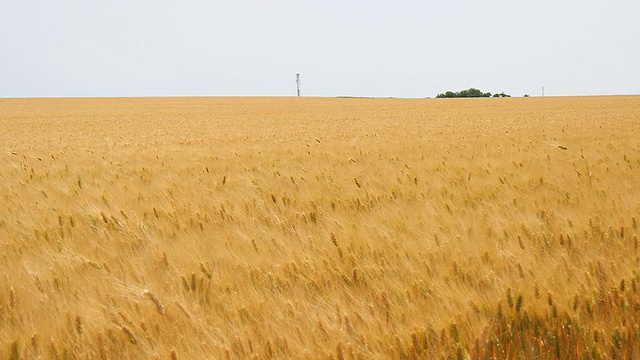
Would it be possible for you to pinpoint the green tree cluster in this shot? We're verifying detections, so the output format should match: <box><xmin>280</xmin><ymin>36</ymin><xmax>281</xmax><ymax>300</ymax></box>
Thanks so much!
<box><xmin>436</xmin><ymin>88</ymin><xmax>510</xmax><ymax>98</ymax></box>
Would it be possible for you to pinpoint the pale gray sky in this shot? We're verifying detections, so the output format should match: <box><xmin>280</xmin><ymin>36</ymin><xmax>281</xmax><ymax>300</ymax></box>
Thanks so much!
<box><xmin>1</xmin><ymin>0</ymin><xmax>639</xmax><ymax>98</ymax></box>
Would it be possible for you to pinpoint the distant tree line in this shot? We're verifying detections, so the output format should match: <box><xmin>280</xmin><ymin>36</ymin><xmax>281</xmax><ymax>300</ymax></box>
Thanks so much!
<box><xmin>436</xmin><ymin>88</ymin><xmax>511</xmax><ymax>98</ymax></box>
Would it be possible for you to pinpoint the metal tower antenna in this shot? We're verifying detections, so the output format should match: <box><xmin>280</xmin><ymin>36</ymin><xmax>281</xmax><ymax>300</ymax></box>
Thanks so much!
<box><xmin>542</xmin><ymin>86</ymin><xmax>545</xmax><ymax>97</ymax></box>
<box><xmin>296</xmin><ymin>74</ymin><xmax>301</xmax><ymax>97</ymax></box>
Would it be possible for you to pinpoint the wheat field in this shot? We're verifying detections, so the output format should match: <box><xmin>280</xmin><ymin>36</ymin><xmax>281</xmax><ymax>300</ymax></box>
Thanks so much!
<box><xmin>1</xmin><ymin>96</ymin><xmax>639</xmax><ymax>359</ymax></box>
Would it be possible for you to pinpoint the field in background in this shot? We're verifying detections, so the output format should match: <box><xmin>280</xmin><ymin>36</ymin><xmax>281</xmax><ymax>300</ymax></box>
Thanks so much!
<box><xmin>1</xmin><ymin>96</ymin><xmax>639</xmax><ymax>359</ymax></box>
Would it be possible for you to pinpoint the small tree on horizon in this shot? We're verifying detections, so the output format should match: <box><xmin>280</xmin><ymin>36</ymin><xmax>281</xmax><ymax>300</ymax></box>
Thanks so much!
<box><xmin>436</xmin><ymin>88</ymin><xmax>493</xmax><ymax>98</ymax></box>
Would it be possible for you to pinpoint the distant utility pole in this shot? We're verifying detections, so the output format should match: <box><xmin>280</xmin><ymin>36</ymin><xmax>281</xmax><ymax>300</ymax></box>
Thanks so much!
<box><xmin>542</xmin><ymin>87</ymin><xmax>545</xmax><ymax>97</ymax></box>
<box><xmin>296</xmin><ymin>73</ymin><xmax>301</xmax><ymax>97</ymax></box>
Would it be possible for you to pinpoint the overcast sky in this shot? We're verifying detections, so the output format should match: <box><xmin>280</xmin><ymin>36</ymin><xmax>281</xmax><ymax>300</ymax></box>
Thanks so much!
<box><xmin>1</xmin><ymin>0</ymin><xmax>639</xmax><ymax>98</ymax></box>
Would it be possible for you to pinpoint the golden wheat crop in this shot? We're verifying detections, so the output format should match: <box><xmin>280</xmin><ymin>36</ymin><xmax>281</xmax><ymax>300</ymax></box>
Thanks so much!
<box><xmin>0</xmin><ymin>96</ymin><xmax>639</xmax><ymax>359</ymax></box>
